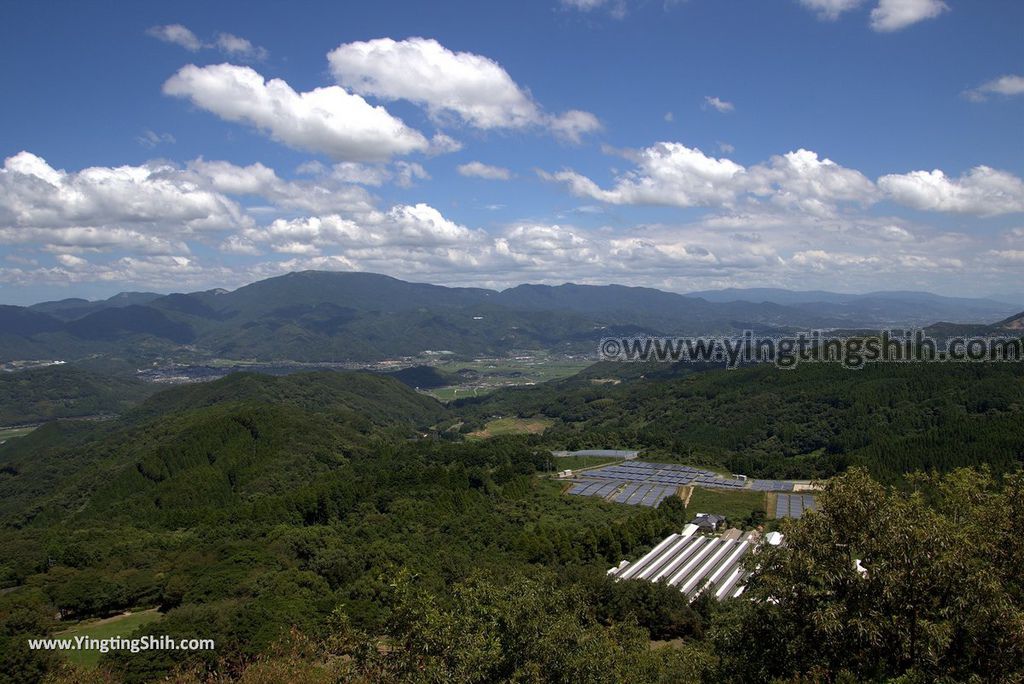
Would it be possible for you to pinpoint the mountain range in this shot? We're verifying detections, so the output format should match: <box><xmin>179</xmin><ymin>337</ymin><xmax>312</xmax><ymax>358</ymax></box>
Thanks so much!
<box><xmin>0</xmin><ymin>271</ymin><xmax>1020</xmax><ymax>363</ymax></box>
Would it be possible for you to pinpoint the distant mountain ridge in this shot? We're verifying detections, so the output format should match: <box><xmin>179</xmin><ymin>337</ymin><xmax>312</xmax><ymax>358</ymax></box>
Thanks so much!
<box><xmin>685</xmin><ymin>287</ymin><xmax>1019</xmax><ymax>325</ymax></box>
<box><xmin>2</xmin><ymin>271</ymin><xmax>1019</xmax><ymax>363</ymax></box>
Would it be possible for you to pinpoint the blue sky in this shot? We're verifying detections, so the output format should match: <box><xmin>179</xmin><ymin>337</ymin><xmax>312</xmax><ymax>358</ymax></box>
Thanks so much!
<box><xmin>0</xmin><ymin>0</ymin><xmax>1022</xmax><ymax>305</ymax></box>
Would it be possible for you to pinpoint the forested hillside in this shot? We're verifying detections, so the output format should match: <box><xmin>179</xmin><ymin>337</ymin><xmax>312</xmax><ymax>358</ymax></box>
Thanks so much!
<box><xmin>0</xmin><ymin>366</ymin><xmax>155</xmax><ymax>426</ymax></box>
<box><xmin>457</xmin><ymin>361</ymin><xmax>1024</xmax><ymax>481</ymax></box>
<box><xmin>0</xmin><ymin>372</ymin><xmax>700</xmax><ymax>682</ymax></box>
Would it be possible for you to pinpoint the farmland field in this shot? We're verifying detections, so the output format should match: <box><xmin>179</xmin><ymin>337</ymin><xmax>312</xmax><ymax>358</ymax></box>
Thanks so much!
<box><xmin>0</xmin><ymin>426</ymin><xmax>36</xmax><ymax>444</ymax></box>
<box><xmin>468</xmin><ymin>416</ymin><xmax>554</xmax><ymax>439</ymax></box>
<box><xmin>686</xmin><ymin>487</ymin><xmax>767</xmax><ymax>523</ymax></box>
<box><xmin>425</xmin><ymin>356</ymin><xmax>591</xmax><ymax>401</ymax></box>
<box><xmin>53</xmin><ymin>608</ymin><xmax>162</xmax><ymax>667</ymax></box>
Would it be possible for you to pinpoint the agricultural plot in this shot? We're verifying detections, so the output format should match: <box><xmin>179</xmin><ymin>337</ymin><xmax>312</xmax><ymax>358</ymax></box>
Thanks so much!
<box><xmin>0</xmin><ymin>426</ymin><xmax>36</xmax><ymax>444</ymax></box>
<box><xmin>774</xmin><ymin>493</ymin><xmax>817</xmax><ymax>519</ymax></box>
<box><xmin>52</xmin><ymin>609</ymin><xmax>162</xmax><ymax>667</ymax></box>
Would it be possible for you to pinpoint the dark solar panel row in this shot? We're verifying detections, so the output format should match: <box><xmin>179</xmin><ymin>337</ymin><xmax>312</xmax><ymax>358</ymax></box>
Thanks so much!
<box><xmin>614</xmin><ymin>482</ymin><xmax>642</xmax><ymax>503</ymax></box>
<box><xmin>775</xmin><ymin>493</ymin><xmax>818</xmax><ymax>519</ymax></box>
<box><xmin>751</xmin><ymin>479</ymin><xmax>797</xmax><ymax>492</ymax></box>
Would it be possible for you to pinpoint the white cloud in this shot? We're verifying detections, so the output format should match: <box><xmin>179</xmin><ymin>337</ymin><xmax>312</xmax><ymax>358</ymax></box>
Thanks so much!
<box><xmin>457</xmin><ymin>161</ymin><xmax>513</xmax><ymax>181</ymax></box>
<box><xmin>163</xmin><ymin>63</ymin><xmax>431</xmax><ymax>161</ymax></box>
<box><xmin>869</xmin><ymin>0</ymin><xmax>948</xmax><ymax>32</ymax></box>
<box><xmin>0</xmin><ymin>151</ymin><xmax>248</xmax><ymax>235</ymax></box>
<box><xmin>186</xmin><ymin>158</ymin><xmax>376</xmax><ymax>215</ymax></box>
<box><xmin>718</xmin><ymin>142</ymin><xmax>735</xmax><ymax>154</ymax></box>
<box><xmin>146</xmin><ymin>24</ymin><xmax>202</xmax><ymax>51</ymax></box>
<box><xmin>878</xmin><ymin>166</ymin><xmax>1024</xmax><ymax>216</ymax></box>
<box><xmin>545</xmin><ymin>142</ymin><xmax>1023</xmax><ymax>218</ymax></box>
<box><xmin>327</xmin><ymin>37</ymin><xmax>600</xmax><ymax>140</ymax></box>
<box><xmin>798</xmin><ymin>0</ymin><xmax>866</xmax><ymax>20</ymax></box>
<box><xmin>542</xmin><ymin>142</ymin><xmax>746</xmax><ymax>208</ymax></box>
<box><xmin>55</xmin><ymin>253</ymin><xmax>87</xmax><ymax>268</ymax></box>
<box><xmin>0</xmin><ymin>227</ymin><xmax>187</xmax><ymax>255</ymax></box>
<box><xmin>747</xmin><ymin>149</ymin><xmax>877</xmax><ymax>216</ymax></box>
<box><xmin>147</xmin><ymin>24</ymin><xmax>268</xmax><ymax>60</ymax></box>
<box><xmin>215</xmin><ymin>33</ymin><xmax>269</xmax><ymax>61</ymax></box>
<box><xmin>329</xmin><ymin>37</ymin><xmax>538</xmax><ymax>129</ymax></box>
<box><xmin>429</xmin><ymin>133</ymin><xmax>464</xmax><ymax>155</ymax></box>
<box><xmin>964</xmin><ymin>74</ymin><xmax>1024</xmax><ymax>102</ymax></box>
<box><xmin>559</xmin><ymin>0</ymin><xmax>627</xmax><ymax>18</ymax></box>
<box><xmin>549</xmin><ymin>110</ymin><xmax>603</xmax><ymax>143</ymax></box>
<box><xmin>220</xmin><ymin>235</ymin><xmax>261</xmax><ymax>256</ymax></box>
<box><xmin>325</xmin><ymin>162</ymin><xmax>390</xmax><ymax>187</ymax></box>
<box><xmin>242</xmin><ymin>203</ymin><xmax>485</xmax><ymax>260</ymax></box>
<box><xmin>703</xmin><ymin>96</ymin><xmax>734</xmax><ymax>113</ymax></box>
<box><xmin>394</xmin><ymin>161</ymin><xmax>430</xmax><ymax>188</ymax></box>
<box><xmin>986</xmin><ymin>250</ymin><xmax>1024</xmax><ymax>264</ymax></box>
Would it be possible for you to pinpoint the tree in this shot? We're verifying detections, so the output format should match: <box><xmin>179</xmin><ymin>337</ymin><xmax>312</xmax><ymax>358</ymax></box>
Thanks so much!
<box><xmin>714</xmin><ymin>467</ymin><xmax>1024</xmax><ymax>682</ymax></box>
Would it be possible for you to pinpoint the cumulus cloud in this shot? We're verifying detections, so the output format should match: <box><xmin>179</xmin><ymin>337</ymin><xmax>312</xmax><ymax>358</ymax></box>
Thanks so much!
<box><xmin>878</xmin><ymin>166</ymin><xmax>1024</xmax><ymax>216</ymax></box>
<box><xmin>185</xmin><ymin>158</ymin><xmax>376</xmax><ymax>215</ymax></box>
<box><xmin>703</xmin><ymin>96</ymin><xmax>734</xmax><ymax>113</ymax></box>
<box><xmin>869</xmin><ymin>0</ymin><xmax>948</xmax><ymax>32</ymax></box>
<box><xmin>544</xmin><ymin>142</ymin><xmax>1023</xmax><ymax>217</ymax></box>
<box><xmin>240</xmin><ymin>202</ymin><xmax>485</xmax><ymax>261</ymax></box>
<box><xmin>0</xmin><ymin>151</ymin><xmax>248</xmax><ymax>235</ymax></box>
<box><xmin>964</xmin><ymin>74</ymin><xmax>1024</xmax><ymax>102</ymax></box>
<box><xmin>747</xmin><ymin>149</ymin><xmax>877</xmax><ymax>216</ymax></box>
<box><xmin>163</xmin><ymin>63</ymin><xmax>431</xmax><ymax>161</ymax></box>
<box><xmin>798</xmin><ymin>0</ymin><xmax>866</xmax><ymax>20</ymax></box>
<box><xmin>457</xmin><ymin>162</ymin><xmax>513</xmax><ymax>181</ymax></box>
<box><xmin>327</xmin><ymin>37</ymin><xmax>600</xmax><ymax>140</ymax></box>
<box><xmin>541</xmin><ymin>142</ymin><xmax>746</xmax><ymax>208</ymax></box>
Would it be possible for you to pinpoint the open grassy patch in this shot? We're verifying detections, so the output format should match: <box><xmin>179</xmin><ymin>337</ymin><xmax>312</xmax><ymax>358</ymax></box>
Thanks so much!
<box><xmin>53</xmin><ymin>608</ymin><xmax>162</xmax><ymax>668</ymax></box>
<box><xmin>550</xmin><ymin>455</ymin><xmax>622</xmax><ymax>471</ymax></box>
<box><xmin>686</xmin><ymin>487</ymin><xmax>767</xmax><ymax>524</ymax></box>
<box><xmin>0</xmin><ymin>426</ymin><xmax>36</xmax><ymax>444</ymax></box>
<box><xmin>468</xmin><ymin>416</ymin><xmax>554</xmax><ymax>439</ymax></box>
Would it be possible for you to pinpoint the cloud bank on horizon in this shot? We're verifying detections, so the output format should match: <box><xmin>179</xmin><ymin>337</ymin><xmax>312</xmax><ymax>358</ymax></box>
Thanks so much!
<box><xmin>0</xmin><ymin>0</ymin><xmax>1021</xmax><ymax>304</ymax></box>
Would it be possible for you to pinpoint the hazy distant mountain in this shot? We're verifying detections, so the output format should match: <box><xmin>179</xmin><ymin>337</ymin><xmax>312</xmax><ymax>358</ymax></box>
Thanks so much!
<box><xmin>29</xmin><ymin>291</ymin><xmax>162</xmax><ymax>321</ymax></box>
<box><xmin>926</xmin><ymin>309</ymin><xmax>1024</xmax><ymax>338</ymax></box>
<box><xmin>2</xmin><ymin>272</ymin><xmax>1019</xmax><ymax>364</ymax></box>
<box><xmin>686</xmin><ymin>287</ymin><xmax>1019</xmax><ymax>326</ymax></box>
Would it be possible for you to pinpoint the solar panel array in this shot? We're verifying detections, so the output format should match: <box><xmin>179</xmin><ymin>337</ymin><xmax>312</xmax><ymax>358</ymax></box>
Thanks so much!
<box><xmin>608</xmin><ymin>529</ymin><xmax>761</xmax><ymax>601</ymax></box>
<box><xmin>774</xmin><ymin>493</ymin><xmax>817</xmax><ymax>518</ymax></box>
<box><xmin>567</xmin><ymin>460</ymin><xmax>811</xmax><ymax>508</ymax></box>
<box><xmin>568</xmin><ymin>480</ymin><xmax>679</xmax><ymax>507</ymax></box>
<box><xmin>750</xmin><ymin>479</ymin><xmax>797</xmax><ymax>492</ymax></box>
<box><xmin>581</xmin><ymin>461</ymin><xmax>748</xmax><ymax>489</ymax></box>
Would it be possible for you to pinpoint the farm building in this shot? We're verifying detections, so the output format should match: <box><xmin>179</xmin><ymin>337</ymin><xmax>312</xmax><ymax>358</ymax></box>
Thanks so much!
<box><xmin>608</xmin><ymin>526</ymin><xmax>784</xmax><ymax>601</ymax></box>
<box><xmin>692</xmin><ymin>513</ymin><xmax>726</xmax><ymax>531</ymax></box>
